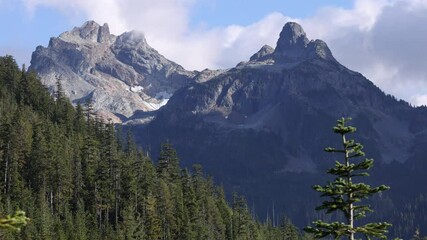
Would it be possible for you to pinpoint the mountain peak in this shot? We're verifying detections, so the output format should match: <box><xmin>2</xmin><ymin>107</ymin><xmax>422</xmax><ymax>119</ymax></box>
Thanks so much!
<box><xmin>115</xmin><ymin>31</ymin><xmax>148</xmax><ymax>48</ymax></box>
<box><xmin>59</xmin><ymin>20</ymin><xmax>112</xmax><ymax>44</ymax></box>
<box><xmin>276</xmin><ymin>22</ymin><xmax>309</xmax><ymax>50</ymax></box>
<box><xmin>250</xmin><ymin>45</ymin><xmax>274</xmax><ymax>61</ymax></box>
<box><xmin>273</xmin><ymin>22</ymin><xmax>335</xmax><ymax>62</ymax></box>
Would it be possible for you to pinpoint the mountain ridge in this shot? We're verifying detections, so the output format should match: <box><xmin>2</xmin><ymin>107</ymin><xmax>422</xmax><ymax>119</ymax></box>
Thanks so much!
<box><xmin>29</xmin><ymin>21</ymin><xmax>427</xmax><ymax>237</ymax></box>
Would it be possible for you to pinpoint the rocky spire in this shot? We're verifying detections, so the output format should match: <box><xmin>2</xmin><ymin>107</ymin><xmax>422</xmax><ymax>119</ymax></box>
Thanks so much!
<box><xmin>273</xmin><ymin>22</ymin><xmax>335</xmax><ymax>62</ymax></box>
<box><xmin>275</xmin><ymin>22</ymin><xmax>309</xmax><ymax>54</ymax></box>
<box><xmin>98</xmin><ymin>23</ymin><xmax>111</xmax><ymax>43</ymax></box>
<box><xmin>58</xmin><ymin>20</ymin><xmax>113</xmax><ymax>44</ymax></box>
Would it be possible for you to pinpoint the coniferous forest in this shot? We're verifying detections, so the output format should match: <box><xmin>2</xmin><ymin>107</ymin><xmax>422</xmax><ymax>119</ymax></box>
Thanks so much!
<box><xmin>0</xmin><ymin>55</ymin><xmax>313</xmax><ymax>239</ymax></box>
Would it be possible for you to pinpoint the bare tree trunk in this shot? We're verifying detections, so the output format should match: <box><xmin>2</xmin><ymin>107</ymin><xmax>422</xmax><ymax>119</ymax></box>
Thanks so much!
<box><xmin>343</xmin><ymin>134</ymin><xmax>354</xmax><ymax>240</ymax></box>
<box><xmin>115</xmin><ymin>170</ymin><xmax>119</xmax><ymax>227</ymax></box>
<box><xmin>4</xmin><ymin>144</ymin><xmax>9</xmax><ymax>194</ymax></box>
<box><xmin>50</xmin><ymin>191</ymin><xmax>53</xmax><ymax>208</ymax></box>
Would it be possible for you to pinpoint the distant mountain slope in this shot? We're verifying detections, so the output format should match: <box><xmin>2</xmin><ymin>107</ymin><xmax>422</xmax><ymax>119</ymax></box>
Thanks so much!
<box><xmin>29</xmin><ymin>21</ymin><xmax>201</xmax><ymax>122</ymax></box>
<box><xmin>138</xmin><ymin>22</ymin><xmax>427</xmax><ymax>236</ymax></box>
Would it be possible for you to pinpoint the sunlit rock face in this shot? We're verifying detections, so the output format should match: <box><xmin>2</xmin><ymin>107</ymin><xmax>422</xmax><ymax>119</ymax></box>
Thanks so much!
<box><xmin>30</xmin><ymin>20</ymin><xmax>197</xmax><ymax>122</ymax></box>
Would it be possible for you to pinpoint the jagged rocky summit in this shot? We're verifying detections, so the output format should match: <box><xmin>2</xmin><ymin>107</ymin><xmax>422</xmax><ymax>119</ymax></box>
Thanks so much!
<box><xmin>241</xmin><ymin>22</ymin><xmax>335</xmax><ymax>68</ymax></box>
<box><xmin>29</xmin><ymin>21</ymin><xmax>220</xmax><ymax>122</ymax></box>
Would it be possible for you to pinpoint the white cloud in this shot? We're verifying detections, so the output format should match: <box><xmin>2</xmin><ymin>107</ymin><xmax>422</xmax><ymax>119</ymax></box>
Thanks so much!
<box><xmin>216</xmin><ymin>13</ymin><xmax>292</xmax><ymax>68</ymax></box>
<box><xmin>299</xmin><ymin>0</ymin><xmax>427</xmax><ymax>106</ymax></box>
<box><xmin>148</xmin><ymin>12</ymin><xmax>291</xmax><ymax>69</ymax></box>
<box><xmin>23</xmin><ymin>0</ymin><xmax>127</xmax><ymax>30</ymax></box>
<box><xmin>411</xmin><ymin>94</ymin><xmax>427</xmax><ymax>106</ymax></box>
<box><xmin>22</xmin><ymin>0</ymin><xmax>292</xmax><ymax>69</ymax></box>
<box><xmin>20</xmin><ymin>0</ymin><xmax>427</xmax><ymax>106</ymax></box>
<box><xmin>22</xmin><ymin>0</ymin><xmax>197</xmax><ymax>38</ymax></box>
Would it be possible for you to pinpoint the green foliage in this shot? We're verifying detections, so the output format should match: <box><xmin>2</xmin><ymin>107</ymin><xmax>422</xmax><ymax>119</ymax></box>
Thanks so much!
<box><xmin>0</xmin><ymin>210</ymin><xmax>29</xmax><ymax>232</ymax></box>
<box><xmin>305</xmin><ymin>117</ymin><xmax>391</xmax><ymax>239</ymax></box>
<box><xmin>280</xmin><ymin>215</ymin><xmax>300</xmax><ymax>240</ymax></box>
<box><xmin>157</xmin><ymin>142</ymin><xmax>180</xmax><ymax>180</ymax></box>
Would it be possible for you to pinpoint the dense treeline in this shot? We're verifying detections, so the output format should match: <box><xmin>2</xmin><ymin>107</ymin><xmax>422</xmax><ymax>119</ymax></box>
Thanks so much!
<box><xmin>388</xmin><ymin>193</ymin><xmax>427</xmax><ymax>238</ymax></box>
<box><xmin>0</xmin><ymin>55</ymin><xmax>310</xmax><ymax>239</ymax></box>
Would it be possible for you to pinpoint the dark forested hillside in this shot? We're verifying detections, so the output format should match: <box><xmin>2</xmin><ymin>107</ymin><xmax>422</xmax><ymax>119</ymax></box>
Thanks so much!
<box><xmin>0</xmin><ymin>55</ymin><xmax>305</xmax><ymax>239</ymax></box>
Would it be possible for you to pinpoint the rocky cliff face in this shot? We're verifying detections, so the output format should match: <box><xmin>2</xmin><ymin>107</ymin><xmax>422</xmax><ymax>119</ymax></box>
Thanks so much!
<box><xmin>30</xmin><ymin>21</ymin><xmax>196</xmax><ymax>122</ymax></box>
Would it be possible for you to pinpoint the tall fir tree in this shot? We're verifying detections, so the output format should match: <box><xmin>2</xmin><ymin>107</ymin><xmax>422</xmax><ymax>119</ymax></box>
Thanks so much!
<box><xmin>279</xmin><ymin>215</ymin><xmax>299</xmax><ymax>240</ymax></box>
<box><xmin>157</xmin><ymin>142</ymin><xmax>180</xmax><ymax>181</ymax></box>
<box><xmin>305</xmin><ymin>117</ymin><xmax>391</xmax><ymax>240</ymax></box>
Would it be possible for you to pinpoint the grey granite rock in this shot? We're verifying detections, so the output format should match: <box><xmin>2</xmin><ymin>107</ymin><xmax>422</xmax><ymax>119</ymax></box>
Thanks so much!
<box><xmin>273</xmin><ymin>22</ymin><xmax>336</xmax><ymax>62</ymax></box>
<box><xmin>249</xmin><ymin>45</ymin><xmax>274</xmax><ymax>61</ymax></box>
<box><xmin>29</xmin><ymin>21</ymin><xmax>197</xmax><ymax>122</ymax></box>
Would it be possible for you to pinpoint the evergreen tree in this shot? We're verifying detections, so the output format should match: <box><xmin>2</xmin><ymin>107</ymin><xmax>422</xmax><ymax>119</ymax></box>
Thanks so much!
<box><xmin>34</xmin><ymin>188</ymin><xmax>54</xmax><ymax>240</ymax></box>
<box><xmin>117</xmin><ymin>204</ymin><xmax>143</xmax><ymax>240</ymax></box>
<box><xmin>232</xmin><ymin>193</ymin><xmax>251</xmax><ymax>240</ymax></box>
<box><xmin>73</xmin><ymin>203</ymin><xmax>89</xmax><ymax>240</ymax></box>
<box><xmin>0</xmin><ymin>210</ymin><xmax>29</xmax><ymax>232</ymax></box>
<box><xmin>216</xmin><ymin>187</ymin><xmax>233</xmax><ymax>240</ymax></box>
<box><xmin>181</xmin><ymin>169</ymin><xmax>197</xmax><ymax>239</ymax></box>
<box><xmin>412</xmin><ymin>228</ymin><xmax>427</xmax><ymax>240</ymax></box>
<box><xmin>305</xmin><ymin>117</ymin><xmax>391</xmax><ymax>239</ymax></box>
<box><xmin>144</xmin><ymin>194</ymin><xmax>162</xmax><ymax>239</ymax></box>
<box><xmin>73</xmin><ymin>102</ymin><xmax>86</xmax><ymax>133</ymax></box>
<box><xmin>157</xmin><ymin>142</ymin><xmax>180</xmax><ymax>181</ymax></box>
<box><xmin>279</xmin><ymin>215</ymin><xmax>299</xmax><ymax>240</ymax></box>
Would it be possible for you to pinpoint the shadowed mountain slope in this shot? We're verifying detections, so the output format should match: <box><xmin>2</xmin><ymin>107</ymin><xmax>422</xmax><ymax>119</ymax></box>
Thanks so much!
<box><xmin>137</xmin><ymin>22</ymin><xmax>427</xmax><ymax>237</ymax></box>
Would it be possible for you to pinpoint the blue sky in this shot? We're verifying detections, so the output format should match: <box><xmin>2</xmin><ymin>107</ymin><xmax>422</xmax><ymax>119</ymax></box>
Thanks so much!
<box><xmin>190</xmin><ymin>0</ymin><xmax>353</xmax><ymax>27</ymax></box>
<box><xmin>1</xmin><ymin>0</ymin><xmax>427</xmax><ymax>106</ymax></box>
<box><xmin>0</xmin><ymin>2</ymin><xmax>82</xmax><ymax>63</ymax></box>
